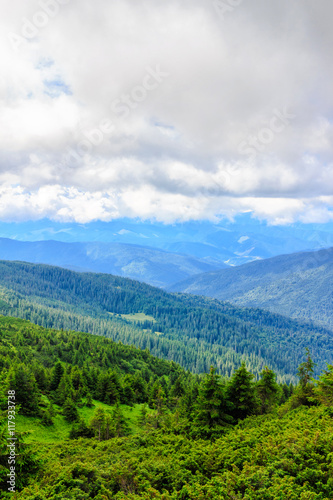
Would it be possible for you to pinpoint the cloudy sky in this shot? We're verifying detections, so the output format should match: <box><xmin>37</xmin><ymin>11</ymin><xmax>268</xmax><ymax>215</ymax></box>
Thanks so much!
<box><xmin>1</xmin><ymin>0</ymin><xmax>332</xmax><ymax>224</ymax></box>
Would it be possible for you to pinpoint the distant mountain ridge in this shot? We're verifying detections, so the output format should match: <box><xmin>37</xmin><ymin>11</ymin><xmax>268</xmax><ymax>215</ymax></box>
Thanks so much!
<box><xmin>169</xmin><ymin>246</ymin><xmax>333</xmax><ymax>330</ymax></box>
<box><xmin>0</xmin><ymin>237</ymin><xmax>223</xmax><ymax>288</ymax></box>
<box><xmin>3</xmin><ymin>214</ymin><xmax>333</xmax><ymax>266</ymax></box>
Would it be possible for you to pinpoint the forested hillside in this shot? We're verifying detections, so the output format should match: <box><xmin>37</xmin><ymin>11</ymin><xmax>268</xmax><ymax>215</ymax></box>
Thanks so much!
<box><xmin>0</xmin><ymin>260</ymin><xmax>333</xmax><ymax>382</ymax></box>
<box><xmin>170</xmin><ymin>247</ymin><xmax>333</xmax><ymax>329</ymax></box>
<box><xmin>1</xmin><ymin>316</ymin><xmax>333</xmax><ymax>499</ymax></box>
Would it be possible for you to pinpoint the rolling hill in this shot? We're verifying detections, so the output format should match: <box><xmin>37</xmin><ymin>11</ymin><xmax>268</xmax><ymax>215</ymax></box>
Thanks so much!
<box><xmin>169</xmin><ymin>246</ymin><xmax>333</xmax><ymax>329</ymax></box>
<box><xmin>0</xmin><ymin>259</ymin><xmax>333</xmax><ymax>382</ymax></box>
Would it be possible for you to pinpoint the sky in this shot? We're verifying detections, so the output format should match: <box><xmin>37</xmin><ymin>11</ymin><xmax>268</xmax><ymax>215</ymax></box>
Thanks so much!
<box><xmin>1</xmin><ymin>0</ymin><xmax>333</xmax><ymax>225</ymax></box>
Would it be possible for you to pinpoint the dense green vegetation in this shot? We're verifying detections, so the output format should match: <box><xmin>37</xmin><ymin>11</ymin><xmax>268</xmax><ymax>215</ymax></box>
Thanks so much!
<box><xmin>1</xmin><ymin>316</ymin><xmax>333</xmax><ymax>498</ymax></box>
<box><xmin>170</xmin><ymin>246</ymin><xmax>333</xmax><ymax>330</ymax></box>
<box><xmin>0</xmin><ymin>260</ymin><xmax>333</xmax><ymax>382</ymax></box>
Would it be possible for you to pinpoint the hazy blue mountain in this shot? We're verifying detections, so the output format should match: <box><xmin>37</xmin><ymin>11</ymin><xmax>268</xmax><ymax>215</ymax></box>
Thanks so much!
<box><xmin>0</xmin><ymin>238</ymin><xmax>222</xmax><ymax>288</ymax></box>
<box><xmin>169</xmin><ymin>247</ymin><xmax>333</xmax><ymax>330</ymax></box>
<box><xmin>2</xmin><ymin>214</ymin><xmax>333</xmax><ymax>266</ymax></box>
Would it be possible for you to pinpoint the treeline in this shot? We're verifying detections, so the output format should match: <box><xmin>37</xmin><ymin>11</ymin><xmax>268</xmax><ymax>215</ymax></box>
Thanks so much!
<box><xmin>1</xmin><ymin>261</ymin><xmax>333</xmax><ymax>382</ymax></box>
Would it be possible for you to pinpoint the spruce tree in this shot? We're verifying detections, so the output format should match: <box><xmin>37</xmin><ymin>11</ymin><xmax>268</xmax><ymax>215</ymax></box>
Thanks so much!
<box><xmin>89</xmin><ymin>407</ymin><xmax>106</xmax><ymax>441</ymax></box>
<box><xmin>313</xmin><ymin>364</ymin><xmax>333</xmax><ymax>406</ymax></box>
<box><xmin>256</xmin><ymin>367</ymin><xmax>279</xmax><ymax>414</ymax></box>
<box><xmin>112</xmin><ymin>404</ymin><xmax>130</xmax><ymax>437</ymax></box>
<box><xmin>194</xmin><ymin>366</ymin><xmax>232</xmax><ymax>439</ymax></box>
<box><xmin>49</xmin><ymin>362</ymin><xmax>64</xmax><ymax>392</ymax></box>
<box><xmin>6</xmin><ymin>364</ymin><xmax>40</xmax><ymax>416</ymax></box>
<box><xmin>62</xmin><ymin>398</ymin><xmax>79</xmax><ymax>422</ymax></box>
<box><xmin>226</xmin><ymin>362</ymin><xmax>258</xmax><ymax>421</ymax></box>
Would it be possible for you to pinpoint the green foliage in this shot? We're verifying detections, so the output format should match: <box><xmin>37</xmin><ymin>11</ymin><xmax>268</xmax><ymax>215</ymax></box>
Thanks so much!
<box><xmin>49</xmin><ymin>362</ymin><xmax>64</xmax><ymax>392</ymax></box>
<box><xmin>5</xmin><ymin>364</ymin><xmax>40</xmax><ymax>416</ymax></box>
<box><xmin>298</xmin><ymin>347</ymin><xmax>316</xmax><ymax>387</ymax></box>
<box><xmin>62</xmin><ymin>398</ymin><xmax>79</xmax><ymax>422</ymax></box>
<box><xmin>286</xmin><ymin>349</ymin><xmax>317</xmax><ymax>411</ymax></box>
<box><xmin>1</xmin><ymin>314</ymin><xmax>333</xmax><ymax>498</ymax></box>
<box><xmin>256</xmin><ymin>366</ymin><xmax>280</xmax><ymax>414</ymax></box>
<box><xmin>18</xmin><ymin>406</ymin><xmax>333</xmax><ymax>499</ymax></box>
<box><xmin>227</xmin><ymin>362</ymin><xmax>259</xmax><ymax>420</ymax></box>
<box><xmin>1</xmin><ymin>259</ymin><xmax>333</xmax><ymax>381</ymax></box>
<box><xmin>193</xmin><ymin>366</ymin><xmax>232</xmax><ymax>439</ymax></box>
<box><xmin>313</xmin><ymin>364</ymin><xmax>333</xmax><ymax>406</ymax></box>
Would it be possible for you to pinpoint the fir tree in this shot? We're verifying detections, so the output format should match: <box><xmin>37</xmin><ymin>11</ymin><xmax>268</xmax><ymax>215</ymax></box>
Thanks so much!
<box><xmin>226</xmin><ymin>362</ymin><xmax>258</xmax><ymax>421</ymax></box>
<box><xmin>49</xmin><ymin>362</ymin><xmax>64</xmax><ymax>392</ymax></box>
<box><xmin>90</xmin><ymin>407</ymin><xmax>106</xmax><ymax>441</ymax></box>
<box><xmin>194</xmin><ymin>366</ymin><xmax>232</xmax><ymax>439</ymax></box>
<box><xmin>256</xmin><ymin>367</ymin><xmax>279</xmax><ymax>414</ymax></box>
<box><xmin>312</xmin><ymin>364</ymin><xmax>333</xmax><ymax>406</ymax></box>
<box><xmin>62</xmin><ymin>398</ymin><xmax>79</xmax><ymax>422</ymax></box>
<box><xmin>112</xmin><ymin>404</ymin><xmax>130</xmax><ymax>437</ymax></box>
<box><xmin>6</xmin><ymin>364</ymin><xmax>40</xmax><ymax>416</ymax></box>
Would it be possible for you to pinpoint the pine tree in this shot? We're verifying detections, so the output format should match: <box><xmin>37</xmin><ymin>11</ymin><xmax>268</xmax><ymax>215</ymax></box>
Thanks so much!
<box><xmin>112</xmin><ymin>404</ymin><xmax>130</xmax><ymax>437</ymax></box>
<box><xmin>137</xmin><ymin>404</ymin><xmax>148</xmax><ymax>427</ymax></box>
<box><xmin>297</xmin><ymin>347</ymin><xmax>316</xmax><ymax>388</ymax></box>
<box><xmin>312</xmin><ymin>364</ymin><xmax>333</xmax><ymax>406</ymax></box>
<box><xmin>226</xmin><ymin>362</ymin><xmax>258</xmax><ymax>421</ymax></box>
<box><xmin>62</xmin><ymin>398</ymin><xmax>79</xmax><ymax>422</ymax></box>
<box><xmin>290</xmin><ymin>348</ymin><xmax>317</xmax><ymax>408</ymax></box>
<box><xmin>194</xmin><ymin>366</ymin><xmax>232</xmax><ymax>439</ymax></box>
<box><xmin>49</xmin><ymin>362</ymin><xmax>64</xmax><ymax>392</ymax></box>
<box><xmin>89</xmin><ymin>407</ymin><xmax>106</xmax><ymax>441</ymax></box>
<box><xmin>85</xmin><ymin>392</ymin><xmax>94</xmax><ymax>408</ymax></box>
<box><xmin>6</xmin><ymin>364</ymin><xmax>40</xmax><ymax>416</ymax></box>
<box><xmin>41</xmin><ymin>408</ymin><xmax>54</xmax><ymax>426</ymax></box>
<box><xmin>54</xmin><ymin>373</ymin><xmax>74</xmax><ymax>406</ymax></box>
<box><xmin>69</xmin><ymin>418</ymin><xmax>94</xmax><ymax>439</ymax></box>
<box><xmin>256</xmin><ymin>367</ymin><xmax>279</xmax><ymax>414</ymax></box>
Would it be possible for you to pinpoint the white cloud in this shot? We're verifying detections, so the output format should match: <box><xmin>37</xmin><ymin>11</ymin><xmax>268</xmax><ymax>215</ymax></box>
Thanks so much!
<box><xmin>0</xmin><ymin>0</ymin><xmax>333</xmax><ymax>224</ymax></box>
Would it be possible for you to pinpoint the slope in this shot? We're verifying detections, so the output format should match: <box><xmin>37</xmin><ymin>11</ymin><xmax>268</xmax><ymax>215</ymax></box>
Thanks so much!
<box><xmin>169</xmin><ymin>246</ymin><xmax>333</xmax><ymax>329</ymax></box>
<box><xmin>0</xmin><ymin>260</ymin><xmax>333</xmax><ymax>382</ymax></box>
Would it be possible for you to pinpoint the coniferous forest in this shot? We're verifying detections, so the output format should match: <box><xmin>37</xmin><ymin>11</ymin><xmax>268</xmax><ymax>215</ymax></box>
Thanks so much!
<box><xmin>1</xmin><ymin>312</ymin><xmax>333</xmax><ymax>499</ymax></box>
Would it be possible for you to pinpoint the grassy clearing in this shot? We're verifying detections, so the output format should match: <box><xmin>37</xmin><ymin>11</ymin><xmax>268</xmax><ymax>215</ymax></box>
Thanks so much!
<box><xmin>121</xmin><ymin>312</ymin><xmax>156</xmax><ymax>323</ymax></box>
<box><xmin>17</xmin><ymin>400</ymin><xmax>148</xmax><ymax>444</ymax></box>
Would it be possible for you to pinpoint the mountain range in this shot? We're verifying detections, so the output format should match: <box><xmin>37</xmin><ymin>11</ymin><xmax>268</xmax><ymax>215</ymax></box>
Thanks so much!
<box><xmin>170</xmin><ymin>246</ymin><xmax>333</xmax><ymax>330</ymax></box>
<box><xmin>0</xmin><ymin>237</ymin><xmax>222</xmax><ymax>288</ymax></box>
<box><xmin>2</xmin><ymin>214</ymin><xmax>333</xmax><ymax>266</ymax></box>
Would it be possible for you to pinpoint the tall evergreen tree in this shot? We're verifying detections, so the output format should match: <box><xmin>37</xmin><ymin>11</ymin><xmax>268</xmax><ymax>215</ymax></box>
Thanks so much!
<box><xmin>256</xmin><ymin>367</ymin><xmax>279</xmax><ymax>414</ymax></box>
<box><xmin>90</xmin><ymin>407</ymin><xmax>106</xmax><ymax>441</ymax></box>
<box><xmin>62</xmin><ymin>398</ymin><xmax>79</xmax><ymax>422</ymax></box>
<box><xmin>226</xmin><ymin>362</ymin><xmax>258</xmax><ymax>421</ymax></box>
<box><xmin>194</xmin><ymin>366</ymin><xmax>232</xmax><ymax>439</ymax></box>
<box><xmin>49</xmin><ymin>362</ymin><xmax>64</xmax><ymax>392</ymax></box>
<box><xmin>112</xmin><ymin>404</ymin><xmax>130</xmax><ymax>437</ymax></box>
<box><xmin>6</xmin><ymin>364</ymin><xmax>40</xmax><ymax>416</ymax></box>
<box><xmin>313</xmin><ymin>364</ymin><xmax>333</xmax><ymax>406</ymax></box>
